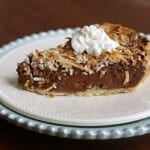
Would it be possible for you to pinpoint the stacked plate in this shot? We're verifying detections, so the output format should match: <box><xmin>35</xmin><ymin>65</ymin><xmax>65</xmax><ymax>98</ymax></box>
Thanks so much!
<box><xmin>0</xmin><ymin>28</ymin><xmax>150</xmax><ymax>139</ymax></box>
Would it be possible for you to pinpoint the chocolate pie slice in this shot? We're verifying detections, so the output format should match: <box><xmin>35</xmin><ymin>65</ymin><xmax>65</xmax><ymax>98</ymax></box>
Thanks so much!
<box><xmin>17</xmin><ymin>23</ymin><xmax>150</xmax><ymax>96</ymax></box>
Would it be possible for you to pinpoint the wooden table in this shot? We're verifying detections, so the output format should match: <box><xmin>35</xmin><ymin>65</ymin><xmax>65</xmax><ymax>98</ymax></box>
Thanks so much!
<box><xmin>0</xmin><ymin>0</ymin><xmax>150</xmax><ymax>149</ymax></box>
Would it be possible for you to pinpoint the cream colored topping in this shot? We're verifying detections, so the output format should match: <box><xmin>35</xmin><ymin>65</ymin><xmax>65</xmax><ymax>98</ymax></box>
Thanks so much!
<box><xmin>71</xmin><ymin>25</ymin><xmax>119</xmax><ymax>57</ymax></box>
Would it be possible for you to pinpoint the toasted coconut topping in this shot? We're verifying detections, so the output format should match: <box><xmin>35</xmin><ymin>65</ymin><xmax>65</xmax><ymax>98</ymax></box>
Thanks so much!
<box><xmin>19</xmin><ymin>23</ymin><xmax>149</xmax><ymax>77</ymax></box>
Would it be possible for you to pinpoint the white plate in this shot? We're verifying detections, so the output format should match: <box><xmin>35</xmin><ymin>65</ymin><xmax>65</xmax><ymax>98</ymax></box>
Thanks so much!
<box><xmin>0</xmin><ymin>30</ymin><xmax>150</xmax><ymax>126</ymax></box>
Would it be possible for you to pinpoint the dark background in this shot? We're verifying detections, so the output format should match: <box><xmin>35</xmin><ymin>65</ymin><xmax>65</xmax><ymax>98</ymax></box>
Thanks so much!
<box><xmin>0</xmin><ymin>0</ymin><xmax>150</xmax><ymax>47</ymax></box>
<box><xmin>0</xmin><ymin>0</ymin><xmax>150</xmax><ymax>149</ymax></box>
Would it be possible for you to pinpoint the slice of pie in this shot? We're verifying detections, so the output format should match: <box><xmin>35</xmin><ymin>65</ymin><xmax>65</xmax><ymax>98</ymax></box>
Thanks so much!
<box><xmin>17</xmin><ymin>23</ymin><xmax>150</xmax><ymax>96</ymax></box>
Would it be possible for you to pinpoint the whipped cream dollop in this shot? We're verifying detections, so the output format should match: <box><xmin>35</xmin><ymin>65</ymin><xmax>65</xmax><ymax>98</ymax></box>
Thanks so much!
<box><xmin>71</xmin><ymin>25</ymin><xmax>120</xmax><ymax>57</ymax></box>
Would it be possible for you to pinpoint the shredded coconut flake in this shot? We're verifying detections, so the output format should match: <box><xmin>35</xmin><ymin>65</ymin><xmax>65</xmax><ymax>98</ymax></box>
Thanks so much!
<box><xmin>82</xmin><ymin>72</ymin><xmax>88</xmax><ymax>75</ymax></box>
<box><xmin>58</xmin><ymin>76</ymin><xmax>61</xmax><ymax>80</ymax></box>
<box><xmin>69</xmin><ymin>68</ymin><xmax>74</xmax><ymax>75</ymax></box>
<box><xmin>123</xmin><ymin>71</ymin><xmax>129</xmax><ymax>85</ymax></box>
<box><xmin>33</xmin><ymin>77</ymin><xmax>44</xmax><ymax>82</ymax></box>
<box><xmin>52</xmin><ymin>83</ymin><xmax>57</xmax><ymax>89</ymax></box>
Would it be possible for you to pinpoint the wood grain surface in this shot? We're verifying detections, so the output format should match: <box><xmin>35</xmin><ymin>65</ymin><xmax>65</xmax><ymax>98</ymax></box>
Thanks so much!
<box><xmin>0</xmin><ymin>0</ymin><xmax>150</xmax><ymax>149</ymax></box>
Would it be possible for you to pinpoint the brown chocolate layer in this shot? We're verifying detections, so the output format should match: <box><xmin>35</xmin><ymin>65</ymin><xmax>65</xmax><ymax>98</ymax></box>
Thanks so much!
<box><xmin>17</xmin><ymin>61</ymin><xmax>145</xmax><ymax>93</ymax></box>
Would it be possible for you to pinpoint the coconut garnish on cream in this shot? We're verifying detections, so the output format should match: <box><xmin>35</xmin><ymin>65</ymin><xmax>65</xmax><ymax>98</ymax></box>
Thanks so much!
<box><xmin>71</xmin><ymin>25</ymin><xmax>120</xmax><ymax>57</ymax></box>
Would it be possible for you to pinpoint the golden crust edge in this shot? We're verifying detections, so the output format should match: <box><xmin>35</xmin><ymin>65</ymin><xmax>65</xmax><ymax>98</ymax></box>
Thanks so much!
<box><xmin>22</xmin><ymin>86</ymin><xmax>134</xmax><ymax>97</ymax></box>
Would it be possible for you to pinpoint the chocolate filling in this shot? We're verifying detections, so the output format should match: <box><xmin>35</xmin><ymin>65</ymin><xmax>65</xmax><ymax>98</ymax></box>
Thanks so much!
<box><xmin>17</xmin><ymin>61</ymin><xmax>145</xmax><ymax>93</ymax></box>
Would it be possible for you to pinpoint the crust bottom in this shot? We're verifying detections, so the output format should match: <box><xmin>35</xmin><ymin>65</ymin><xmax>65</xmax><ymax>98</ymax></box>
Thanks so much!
<box><xmin>52</xmin><ymin>87</ymin><xmax>133</xmax><ymax>96</ymax></box>
<box><xmin>22</xmin><ymin>86</ymin><xmax>134</xmax><ymax>97</ymax></box>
